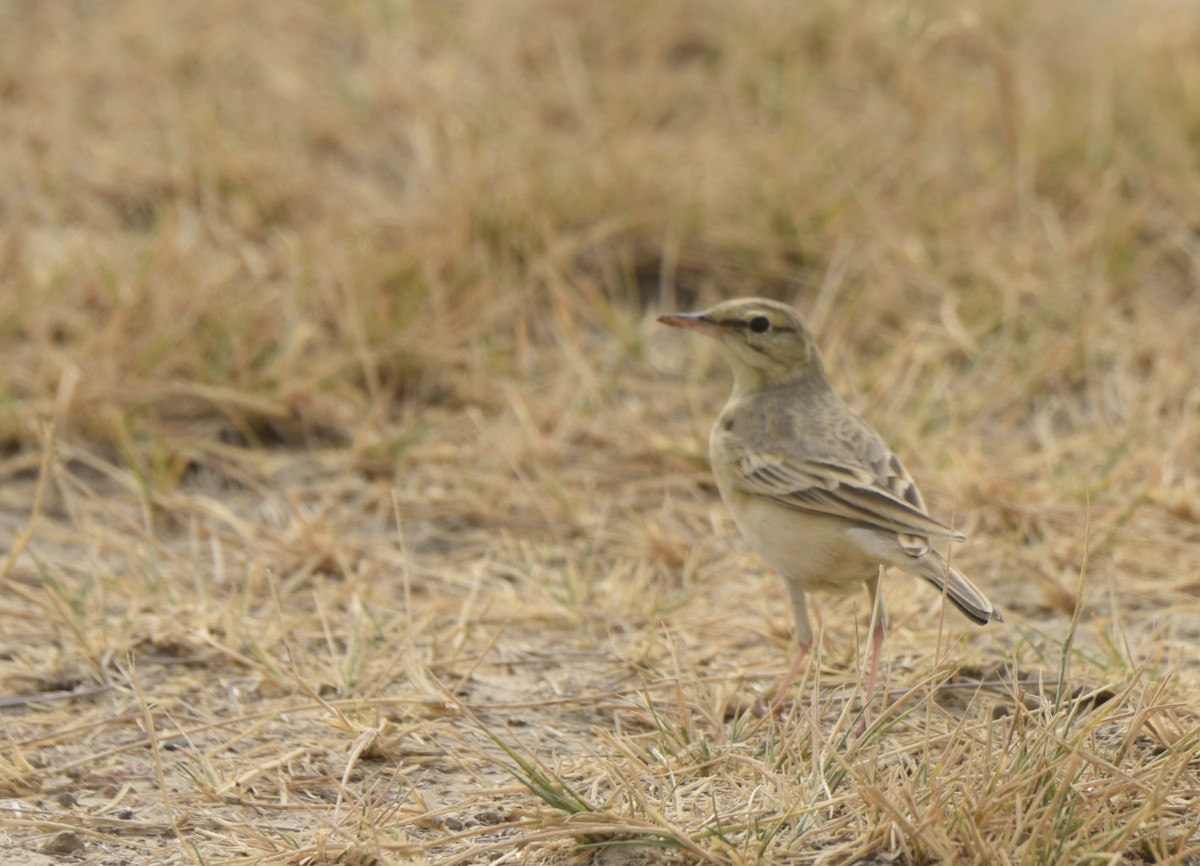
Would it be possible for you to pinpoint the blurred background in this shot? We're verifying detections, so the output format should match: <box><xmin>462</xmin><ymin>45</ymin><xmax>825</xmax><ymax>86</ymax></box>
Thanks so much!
<box><xmin>4</xmin><ymin>0</ymin><xmax>1198</xmax><ymax>463</ymax></box>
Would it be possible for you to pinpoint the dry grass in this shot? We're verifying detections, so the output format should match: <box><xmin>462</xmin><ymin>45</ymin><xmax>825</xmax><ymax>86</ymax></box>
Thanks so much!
<box><xmin>2</xmin><ymin>0</ymin><xmax>1200</xmax><ymax>863</ymax></box>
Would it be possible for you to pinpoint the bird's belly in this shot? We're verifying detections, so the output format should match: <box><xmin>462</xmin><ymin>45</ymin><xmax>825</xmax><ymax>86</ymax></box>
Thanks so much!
<box><xmin>728</xmin><ymin>494</ymin><xmax>880</xmax><ymax>595</ymax></box>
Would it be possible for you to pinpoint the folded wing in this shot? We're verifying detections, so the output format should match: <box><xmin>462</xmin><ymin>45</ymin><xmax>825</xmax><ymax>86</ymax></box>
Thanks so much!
<box><xmin>731</xmin><ymin>447</ymin><xmax>966</xmax><ymax>544</ymax></box>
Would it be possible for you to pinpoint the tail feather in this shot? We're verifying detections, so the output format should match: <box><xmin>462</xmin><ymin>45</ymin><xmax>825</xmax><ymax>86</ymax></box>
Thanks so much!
<box><xmin>902</xmin><ymin>552</ymin><xmax>1003</xmax><ymax>625</ymax></box>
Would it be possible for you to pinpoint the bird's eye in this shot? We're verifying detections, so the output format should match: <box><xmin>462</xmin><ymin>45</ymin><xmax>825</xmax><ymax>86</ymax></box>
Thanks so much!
<box><xmin>749</xmin><ymin>316</ymin><xmax>771</xmax><ymax>334</ymax></box>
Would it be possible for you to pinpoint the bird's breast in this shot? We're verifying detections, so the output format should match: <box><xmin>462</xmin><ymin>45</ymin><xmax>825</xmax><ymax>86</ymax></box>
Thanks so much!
<box><xmin>720</xmin><ymin>489</ymin><xmax>881</xmax><ymax>595</ymax></box>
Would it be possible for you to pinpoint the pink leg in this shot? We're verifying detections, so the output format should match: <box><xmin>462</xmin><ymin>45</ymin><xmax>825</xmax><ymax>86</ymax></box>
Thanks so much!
<box><xmin>765</xmin><ymin>583</ymin><xmax>815</xmax><ymax>715</ymax></box>
<box><xmin>865</xmin><ymin>614</ymin><xmax>885</xmax><ymax>700</ymax></box>
<box><xmin>849</xmin><ymin>618</ymin><xmax>887</xmax><ymax>737</ymax></box>
<box><xmin>767</xmin><ymin>641</ymin><xmax>811</xmax><ymax>715</ymax></box>
<box><xmin>857</xmin><ymin>571</ymin><xmax>887</xmax><ymax>734</ymax></box>
<box><xmin>852</xmin><ymin>617</ymin><xmax>886</xmax><ymax>736</ymax></box>
<box><xmin>864</xmin><ymin>568</ymin><xmax>888</xmax><ymax>699</ymax></box>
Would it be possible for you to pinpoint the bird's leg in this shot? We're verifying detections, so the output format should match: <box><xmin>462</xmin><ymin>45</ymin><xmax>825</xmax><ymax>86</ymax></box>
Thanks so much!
<box><xmin>767</xmin><ymin>641</ymin><xmax>811</xmax><ymax>715</ymax></box>
<box><xmin>763</xmin><ymin>583</ymin><xmax>813</xmax><ymax>714</ymax></box>
<box><xmin>865</xmin><ymin>611</ymin><xmax>885</xmax><ymax>701</ymax></box>
<box><xmin>855</xmin><ymin>569</ymin><xmax>888</xmax><ymax>735</ymax></box>
<box><xmin>864</xmin><ymin>569</ymin><xmax>887</xmax><ymax>700</ymax></box>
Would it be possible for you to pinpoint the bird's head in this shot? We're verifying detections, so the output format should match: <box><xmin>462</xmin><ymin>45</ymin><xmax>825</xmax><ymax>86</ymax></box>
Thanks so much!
<box><xmin>658</xmin><ymin>298</ymin><xmax>826</xmax><ymax>393</ymax></box>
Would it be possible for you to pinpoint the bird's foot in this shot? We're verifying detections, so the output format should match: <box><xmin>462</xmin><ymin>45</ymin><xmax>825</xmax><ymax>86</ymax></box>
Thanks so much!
<box><xmin>756</xmin><ymin>643</ymin><xmax>810</xmax><ymax>717</ymax></box>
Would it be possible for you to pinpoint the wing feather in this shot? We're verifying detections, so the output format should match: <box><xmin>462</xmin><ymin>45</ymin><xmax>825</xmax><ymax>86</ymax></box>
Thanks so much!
<box><xmin>732</xmin><ymin>449</ymin><xmax>966</xmax><ymax>542</ymax></box>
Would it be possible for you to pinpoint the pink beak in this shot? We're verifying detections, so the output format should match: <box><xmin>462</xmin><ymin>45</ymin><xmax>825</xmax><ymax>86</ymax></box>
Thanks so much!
<box><xmin>657</xmin><ymin>312</ymin><xmax>724</xmax><ymax>339</ymax></box>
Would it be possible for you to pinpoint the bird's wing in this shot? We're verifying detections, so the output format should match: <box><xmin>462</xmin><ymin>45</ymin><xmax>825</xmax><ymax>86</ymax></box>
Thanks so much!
<box><xmin>730</xmin><ymin>444</ymin><xmax>966</xmax><ymax>543</ymax></box>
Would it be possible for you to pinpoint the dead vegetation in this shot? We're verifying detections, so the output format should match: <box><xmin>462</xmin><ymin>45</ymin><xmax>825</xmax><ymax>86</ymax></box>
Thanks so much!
<box><xmin>2</xmin><ymin>0</ymin><xmax>1200</xmax><ymax>863</ymax></box>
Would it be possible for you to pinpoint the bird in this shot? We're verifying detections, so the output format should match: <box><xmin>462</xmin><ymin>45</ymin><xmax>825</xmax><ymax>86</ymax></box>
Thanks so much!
<box><xmin>658</xmin><ymin>297</ymin><xmax>1001</xmax><ymax>706</ymax></box>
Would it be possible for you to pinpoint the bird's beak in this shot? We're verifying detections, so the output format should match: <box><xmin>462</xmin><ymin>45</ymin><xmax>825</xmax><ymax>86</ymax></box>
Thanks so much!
<box><xmin>657</xmin><ymin>312</ymin><xmax>724</xmax><ymax>339</ymax></box>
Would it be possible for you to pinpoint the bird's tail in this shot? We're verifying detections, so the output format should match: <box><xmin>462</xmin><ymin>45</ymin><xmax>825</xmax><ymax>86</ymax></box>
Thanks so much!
<box><xmin>903</xmin><ymin>551</ymin><xmax>1003</xmax><ymax>625</ymax></box>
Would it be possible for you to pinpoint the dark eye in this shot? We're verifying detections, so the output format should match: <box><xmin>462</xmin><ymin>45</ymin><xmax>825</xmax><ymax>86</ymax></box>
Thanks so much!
<box><xmin>749</xmin><ymin>316</ymin><xmax>771</xmax><ymax>334</ymax></box>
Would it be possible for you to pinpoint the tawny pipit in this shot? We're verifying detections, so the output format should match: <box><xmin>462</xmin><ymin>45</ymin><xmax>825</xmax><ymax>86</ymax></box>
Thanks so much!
<box><xmin>659</xmin><ymin>298</ymin><xmax>1001</xmax><ymax>701</ymax></box>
